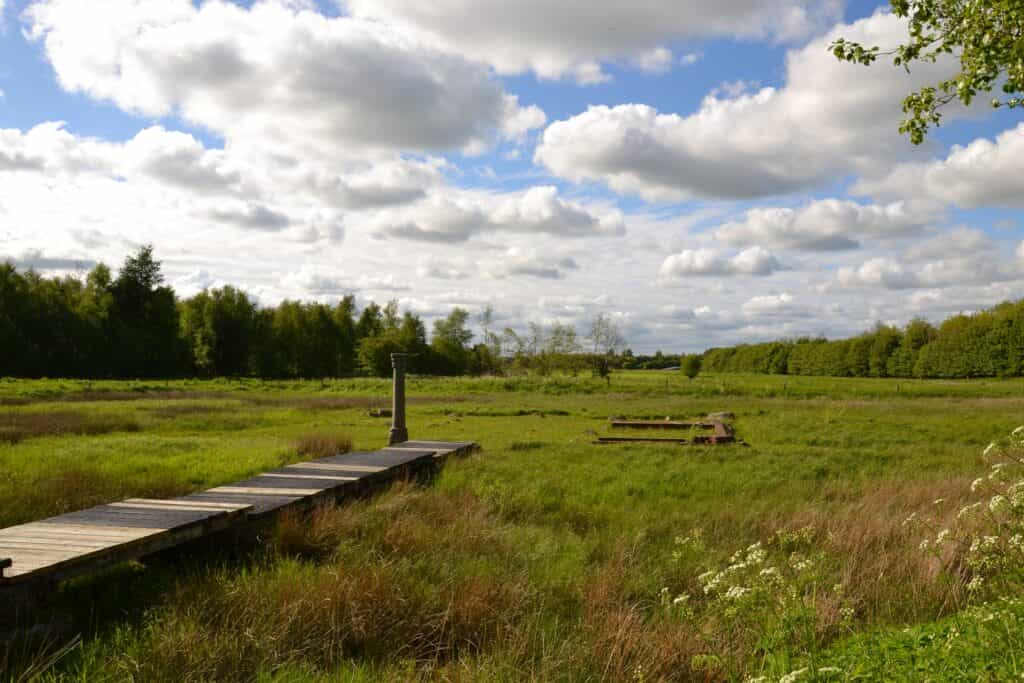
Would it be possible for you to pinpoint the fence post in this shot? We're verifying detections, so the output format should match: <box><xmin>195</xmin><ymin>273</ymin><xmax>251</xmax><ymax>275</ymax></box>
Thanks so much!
<box><xmin>388</xmin><ymin>353</ymin><xmax>409</xmax><ymax>445</ymax></box>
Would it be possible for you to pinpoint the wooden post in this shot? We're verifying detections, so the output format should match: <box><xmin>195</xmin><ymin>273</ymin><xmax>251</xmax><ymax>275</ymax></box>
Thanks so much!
<box><xmin>0</xmin><ymin>558</ymin><xmax>11</xmax><ymax>580</ymax></box>
<box><xmin>388</xmin><ymin>353</ymin><xmax>409</xmax><ymax>445</ymax></box>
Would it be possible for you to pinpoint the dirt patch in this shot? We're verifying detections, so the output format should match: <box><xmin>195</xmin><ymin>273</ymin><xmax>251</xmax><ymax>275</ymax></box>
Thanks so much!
<box><xmin>0</xmin><ymin>411</ymin><xmax>140</xmax><ymax>444</ymax></box>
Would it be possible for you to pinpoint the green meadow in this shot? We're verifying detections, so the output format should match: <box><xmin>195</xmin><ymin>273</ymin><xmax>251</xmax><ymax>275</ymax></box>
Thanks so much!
<box><xmin>2</xmin><ymin>371</ymin><xmax>1024</xmax><ymax>681</ymax></box>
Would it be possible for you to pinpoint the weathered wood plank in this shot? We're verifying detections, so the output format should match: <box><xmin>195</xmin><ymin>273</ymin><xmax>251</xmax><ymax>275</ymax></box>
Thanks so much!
<box><xmin>283</xmin><ymin>463</ymin><xmax>385</xmax><ymax>473</ymax></box>
<box><xmin>0</xmin><ymin>537</ymin><xmax>120</xmax><ymax>550</ymax></box>
<box><xmin>207</xmin><ymin>486</ymin><xmax>324</xmax><ymax>496</ymax></box>
<box><xmin>261</xmin><ymin>473</ymin><xmax>360</xmax><ymax>482</ymax></box>
<box><xmin>5</xmin><ymin>523</ymin><xmax>157</xmax><ymax>539</ymax></box>
<box><xmin>610</xmin><ymin>420</ymin><xmax>714</xmax><ymax>430</ymax></box>
<box><xmin>121</xmin><ymin>498</ymin><xmax>251</xmax><ymax>510</ymax></box>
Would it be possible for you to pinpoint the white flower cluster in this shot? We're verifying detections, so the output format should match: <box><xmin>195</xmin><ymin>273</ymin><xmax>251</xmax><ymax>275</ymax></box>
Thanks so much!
<box><xmin>915</xmin><ymin>427</ymin><xmax>1024</xmax><ymax>599</ymax></box>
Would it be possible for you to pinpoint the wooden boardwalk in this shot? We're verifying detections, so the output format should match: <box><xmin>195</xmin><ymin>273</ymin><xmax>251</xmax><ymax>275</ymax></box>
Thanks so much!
<box><xmin>0</xmin><ymin>440</ymin><xmax>476</xmax><ymax>592</ymax></box>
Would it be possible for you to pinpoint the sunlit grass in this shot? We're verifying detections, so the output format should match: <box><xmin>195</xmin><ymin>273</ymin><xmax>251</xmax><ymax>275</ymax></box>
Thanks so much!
<box><xmin>2</xmin><ymin>372</ymin><xmax>1024</xmax><ymax>680</ymax></box>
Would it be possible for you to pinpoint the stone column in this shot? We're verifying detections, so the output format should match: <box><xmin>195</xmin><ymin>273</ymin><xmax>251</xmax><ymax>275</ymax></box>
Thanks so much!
<box><xmin>388</xmin><ymin>353</ymin><xmax>409</xmax><ymax>445</ymax></box>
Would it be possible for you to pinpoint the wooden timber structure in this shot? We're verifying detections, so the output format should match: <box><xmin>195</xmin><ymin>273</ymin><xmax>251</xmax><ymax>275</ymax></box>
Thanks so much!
<box><xmin>0</xmin><ymin>440</ymin><xmax>476</xmax><ymax>611</ymax></box>
<box><xmin>597</xmin><ymin>418</ymin><xmax>735</xmax><ymax>445</ymax></box>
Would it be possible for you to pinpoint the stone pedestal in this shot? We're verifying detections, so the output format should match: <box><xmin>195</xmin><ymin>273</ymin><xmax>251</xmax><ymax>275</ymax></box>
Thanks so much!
<box><xmin>388</xmin><ymin>353</ymin><xmax>409</xmax><ymax>445</ymax></box>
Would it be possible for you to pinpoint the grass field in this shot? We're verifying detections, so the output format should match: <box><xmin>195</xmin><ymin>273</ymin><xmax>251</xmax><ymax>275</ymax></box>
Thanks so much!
<box><xmin>2</xmin><ymin>371</ymin><xmax>1024</xmax><ymax>681</ymax></box>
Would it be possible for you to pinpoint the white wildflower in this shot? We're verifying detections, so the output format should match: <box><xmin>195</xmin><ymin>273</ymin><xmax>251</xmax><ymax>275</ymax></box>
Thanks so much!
<box><xmin>839</xmin><ymin>606</ymin><xmax>855</xmax><ymax>621</ymax></box>
<box><xmin>933</xmin><ymin>498</ymin><xmax>945</xmax><ymax>506</ymax></box>
<box><xmin>919</xmin><ymin>538</ymin><xmax>931</xmax><ymax>551</ymax></box>
<box><xmin>746</xmin><ymin>547</ymin><xmax>767</xmax><ymax>565</ymax></box>
<box><xmin>779</xmin><ymin>667</ymin><xmax>808</xmax><ymax>683</ymax></box>
<box><xmin>936</xmin><ymin>529</ymin><xmax>950</xmax><ymax>545</ymax></box>
<box><xmin>673</xmin><ymin>593</ymin><xmax>690</xmax><ymax>606</ymax></box>
<box><xmin>971</xmin><ymin>478</ymin><xmax>985</xmax><ymax>492</ymax></box>
<box><xmin>1012</xmin><ymin>426</ymin><xmax>1024</xmax><ymax>436</ymax></box>
<box><xmin>959</xmin><ymin>502</ymin><xmax>982</xmax><ymax>520</ymax></box>
<box><xmin>983</xmin><ymin>442</ymin><xmax>997</xmax><ymax>457</ymax></box>
<box><xmin>989</xmin><ymin>495</ymin><xmax>1009</xmax><ymax>513</ymax></box>
<box><xmin>967</xmin><ymin>576</ymin><xmax>985</xmax><ymax>593</ymax></box>
<box><xmin>902</xmin><ymin>512</ymin><xmax>917</xmax><ymax>527</ymax></box>
<box><xmin>724</xmin><ymin>585</ymin><xmax>750</xmax><ymax>601</ymax></box>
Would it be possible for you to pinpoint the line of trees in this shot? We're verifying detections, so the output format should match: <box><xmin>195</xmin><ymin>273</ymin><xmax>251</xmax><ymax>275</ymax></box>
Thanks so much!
<box><xmin>1</xmin><ymin>247</ymin><xmax>628</xmax><ymax>379</ymax></box>
<box><xmin>699</xmin><ymin>300</ymin><xmax>1024</xmax><ymax>379</ymax></box>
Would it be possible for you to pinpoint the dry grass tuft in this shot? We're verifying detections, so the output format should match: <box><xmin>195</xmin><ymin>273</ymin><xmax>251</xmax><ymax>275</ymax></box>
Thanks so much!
<box><xmin>765</xmin><ymin>476</ymin><xmax>976</xmax><ymax>624</ymax></box>
<box><xmin>122</xmin><ymin>485</ymin><xmax>537</xmax><ymax>680</ymax></box>
<box><xmin>0</xmin><ymin>411</ymin><xmax>140</xmax><ymax>444</ymax></box>
<box><xmin>294</xmin><ymin>433</ymin><xmax>353</xmax><ymax>459</ymax></box>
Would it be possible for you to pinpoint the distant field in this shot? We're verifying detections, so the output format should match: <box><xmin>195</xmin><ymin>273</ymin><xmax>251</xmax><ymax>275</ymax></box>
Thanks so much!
<box><xmin>2</xmin><ymin>371</ymin><xmax>1023</xmax><ymax>681</ymax></box>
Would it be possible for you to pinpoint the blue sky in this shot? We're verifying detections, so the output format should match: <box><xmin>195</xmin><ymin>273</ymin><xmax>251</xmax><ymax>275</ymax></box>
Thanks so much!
<box><xmin>1</xmin><ymin>0</ymin><xmax>1022</xmax><ymax>352</ymax></box>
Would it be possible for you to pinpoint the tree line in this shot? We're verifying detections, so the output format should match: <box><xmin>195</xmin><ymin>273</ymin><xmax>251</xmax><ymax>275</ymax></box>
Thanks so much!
<box><xmin>696</xmin><ymin>300</ymin><xmax>1024</xmax><ymax>379</ymax></box>
<box><xmin>0</xmin><ymin>246</ymin><xmax>628</xmax><ymax>379</ymax></box>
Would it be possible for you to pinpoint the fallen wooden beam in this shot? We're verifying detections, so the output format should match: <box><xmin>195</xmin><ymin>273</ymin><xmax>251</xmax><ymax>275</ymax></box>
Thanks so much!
<box><xmin>595</xmin><ymin>436</ymin><xmax>691</xmax><ymax>444</ymax></box>
<box><xmin>610</xmin><ymin>420</ymin><xmax>717</xmax><ymax>430</ymax></box>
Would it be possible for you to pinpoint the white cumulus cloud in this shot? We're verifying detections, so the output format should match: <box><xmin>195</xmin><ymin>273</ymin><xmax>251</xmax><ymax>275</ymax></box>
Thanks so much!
<box><xmin>659</xmin><ymin>246</ymin><xmax>782</xmax><ymax>279</ymax></box>
<box><xmin>346</xmin><ymin>0</ymin><xmax>842</xmax><ymax>83</ymax></box>
<box><xmin>372</xmin><ymin>186</ymin><xmax>626</xmax><ymax>243</ymax></box>
<box><xmin>535</xmin><ymin>12</ymin><xmax>958</xmax><ymax>201</ymax></box>
<box><xmin>714</xmin><ymin>199</ymin><xmax>937</xmax><ymax>251</ymax></box>
<box><xmin>25</xmin><ymin>0</ymin><xmax>543</xmax><ymax>158</ymax></box>
<box><xmin>854</xmin><ymin>123</ymin><xmax>1024</xmax><ymax>209</ymax></box>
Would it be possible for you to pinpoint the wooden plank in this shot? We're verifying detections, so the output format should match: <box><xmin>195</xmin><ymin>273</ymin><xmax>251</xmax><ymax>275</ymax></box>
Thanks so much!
<box><xmin>106</xmin><ymin>502</ymin><xmax>245</xmax><ymax>514</ymax></box>
<box><xmin>181</xmin><ymin>492</ymin><xmax>305</xmax><ymax>516</ymax></box>
<box><xmin>284</xmin><ymin>463</ymin><xmax>385</xmax><ymax>473</ymax></box>
<box><xmin>0</xmin><ymin>536</ymin><xmax>119</xmax><ymax>549</ymax></box>
<box><xmin>122</xmin><ymin>498</ymin><xmax>250</xmax><ymax>510</ymax></box>
<box><xmin>261</xmin><ymin>473</ymin><xmax>359</xmax><ymax>482</ymax></box>
<box><xmin>595</xmin><ymin>437</ymin><xmax>690</xmax><ymax>444</ymax></box>
<box><xmin>320</xmin><ymin>449</ymin><xmax>436</xmax><ymax>467</ymax></box>
<box><xmin>5</xmin><ymin>524</ymin><xmax>157</xmax><ymax>539</ymax></box>
<box><xmin>610</xmin><ymin>420</ymin><xmax>714</xmax><ymax>430</ymax></box>
<box><xmin>57</xmin><ymin>507</ymin><xmax>225</xmax><ymax>522</ymax></box>
<box><xmin>0</xmin><ymin>558</ymin><xmax>10</xmax><ymax>579</ymax></box>
<box><xmin>386</xmin><ymin>441</ymin><xmax>476</xmax><ymax>457</ymax></box>
<box><xmin>207</xmin><ymin>486</ymin><xmax>324</xmax><ymax>496</ymax></box>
